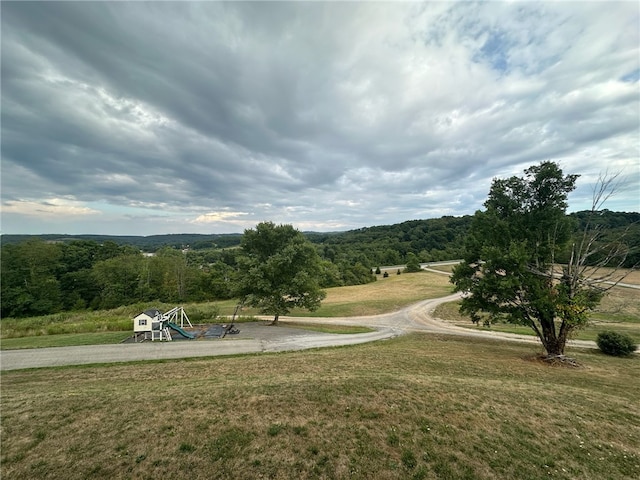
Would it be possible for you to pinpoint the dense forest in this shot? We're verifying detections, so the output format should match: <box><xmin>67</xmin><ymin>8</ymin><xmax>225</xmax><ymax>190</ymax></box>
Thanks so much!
<box><xmin>1</xmin><ymin>211</ymin><xmax>638</xmax><ymax>318</ymax></box>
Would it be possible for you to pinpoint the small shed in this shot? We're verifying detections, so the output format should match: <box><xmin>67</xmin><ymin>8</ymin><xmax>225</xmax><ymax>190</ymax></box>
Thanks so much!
<box><xmin>133</xmin><ymin>308</ymin><xmax>163</xmax><ymax>334</ymax></box>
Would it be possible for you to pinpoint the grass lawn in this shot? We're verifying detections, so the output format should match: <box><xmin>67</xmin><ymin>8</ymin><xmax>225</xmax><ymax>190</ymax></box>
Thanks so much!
<box><xmin>277</xmin><ymin>322</ymin><xmax>374</xmax><ymax>334</ymax></box>
<box><xmin>1</xmin><ymin>334</ymin><xmax>638</xmax><ymax>480</ymax></box>
<box><xmin>434</xmin><ymin>284</ymin><xmax>640</xmax><ymax>343</ymax></box>
<box><xmin>1</xmin><ymin>269</ymin><xmax>637</xmax><ymax>349</ymax></box>
<box><xmin>0</xmin><ymin>272</ymin><xmax>451</xmax><ymax>349</ymax></box>
<box><xmin>289</xmin><ymin>271</ymin><xmax>452</xmax><ymax>317</ymax></box>
<box><xmin>0</xmin><ymin>332</ymin><xmax>131</xmax><ymax>350</ymax></box>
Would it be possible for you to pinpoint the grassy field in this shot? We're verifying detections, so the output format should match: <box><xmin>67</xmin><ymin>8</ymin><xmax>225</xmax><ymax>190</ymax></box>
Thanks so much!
<box><xmin>435</xmin><ymin>283</ymin><xmax>640</xmax><ymax>343</ymax></box>
<box><xmin>206</xmin><ymin>271</ymin><xmax>453</xmax><ymax>319</ymax></box>
<box><xmin>1</xmin><ymin>269</ymin><xmax>637</xmax><ymax>348</ymax></box>
<box><xmin>0</xmin><ymin>272</ymin><xmax>452</xmax><ymax>348</ymax></box>
<box><xmin>278</xmin><ymin>323</ymin><xmax>374</xmax><ymax>334</ymax></box>
<box><xmin>289</xmin><ymin>271</ymin><xmax>452</xmax><ymax>317</ymax></box>
<box><xmin>1</xmin><ymin>334</ymin><xmax>639</xmax><ymax>480</ymax></box>
<box><xmin>0</xmin><ymin>332</ymin><xmax>132</xmax><ymax>349</ymax></box>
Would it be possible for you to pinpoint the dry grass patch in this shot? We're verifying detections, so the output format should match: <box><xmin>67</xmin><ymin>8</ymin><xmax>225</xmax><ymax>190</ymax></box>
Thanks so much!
<box><xmin>425</xmin><ymin>264</ymin><xmax>457</xmax><ymax>273</ymax></box>
<box><xmin>580</xmin><ymin>266</ymin><xmax>640</xmax><ymax>286</ymax></box>
<box><xmin>591</xmin><ymin>286</ymin><xmax>640</xmax><ymax>324</ymax></box>
<box><xmin>327</xmin><ymin>271</ymin><xmax>451</xmax><ymax>304</ymax></box>
<box><xmin>2</xmin><ymin>334</ymin><xmax>639</xmax><ymax>480</ymax></box>
<box><xmin>293</xmin><ymin>271</ymin><xmax>452</xmax><ymax>317</ymax></box>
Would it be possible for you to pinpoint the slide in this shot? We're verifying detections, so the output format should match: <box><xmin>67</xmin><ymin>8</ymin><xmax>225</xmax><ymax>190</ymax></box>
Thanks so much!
<box><xmin>167</xmin><ymin>322</ymin><xmax>195</xmax><ymax>339</ymax></box>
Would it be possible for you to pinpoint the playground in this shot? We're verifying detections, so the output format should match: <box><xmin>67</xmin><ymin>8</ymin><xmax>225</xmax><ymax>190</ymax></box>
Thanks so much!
<box><xmin>129</xmin><ymin>306</ymin><xmax>240</xmax><ymax>342</ymax></box>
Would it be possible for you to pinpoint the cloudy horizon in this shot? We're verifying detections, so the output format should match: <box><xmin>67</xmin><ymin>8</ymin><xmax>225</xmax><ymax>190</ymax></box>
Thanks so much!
<box><xmin>1</xmin><ymin>1</ymin><xmax>638</xmax><ymax>236</ymax></box>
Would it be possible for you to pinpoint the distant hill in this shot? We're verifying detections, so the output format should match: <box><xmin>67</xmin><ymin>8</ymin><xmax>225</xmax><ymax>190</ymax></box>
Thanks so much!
<box><xmin>0</xmin><ymin>233</ymin><xmax>244</xmax><ymax>251</ymax></box>
<box><xmin>2</xmin><ymin>211</ymin><xmax>637</xmax><ymax>264</ymax></box>
<box><xmin>2</xmin><ymin>211</ymin><xmax>637</xmax><ymax>318</ymax></box>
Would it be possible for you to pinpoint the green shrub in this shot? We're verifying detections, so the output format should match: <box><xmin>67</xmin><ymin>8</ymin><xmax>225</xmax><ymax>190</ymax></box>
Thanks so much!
<box><xmin>596</xmin><ymin>331</ymin><xmax>637</xmax><ymax>357</ymax></box>
<box><xmin>186</xmin><ymin>305</ymin><xmax>220</xmax><ymax>323</ymax></box>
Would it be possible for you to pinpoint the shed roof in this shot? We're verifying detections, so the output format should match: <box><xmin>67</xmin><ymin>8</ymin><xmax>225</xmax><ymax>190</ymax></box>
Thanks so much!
<box><xmin>140</xmin><ymin>308</ymin><xmax>163</xmax><ymax>318</ymax></box>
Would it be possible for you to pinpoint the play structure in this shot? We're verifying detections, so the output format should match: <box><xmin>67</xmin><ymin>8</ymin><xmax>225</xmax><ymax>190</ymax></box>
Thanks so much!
<box><xmin>201</xmin><ymin>303</ymin><xmax>242</xmax><ymax>338</ymax></box>
<box><xmin>131</xmin><ymin>304</ymin><xmax>241</xmax><ymax>342</ymax></box>
<box><xmin>133</xmin><ymin>306</ymin><xmax>195</xmax><ymax>342</ymax></box>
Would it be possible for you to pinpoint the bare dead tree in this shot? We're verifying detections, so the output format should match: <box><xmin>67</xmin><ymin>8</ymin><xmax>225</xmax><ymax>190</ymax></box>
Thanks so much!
<box><xmin>563</xmin><ymin>171</ymin><xmax>638</xmax><ymax>294</ymax></box>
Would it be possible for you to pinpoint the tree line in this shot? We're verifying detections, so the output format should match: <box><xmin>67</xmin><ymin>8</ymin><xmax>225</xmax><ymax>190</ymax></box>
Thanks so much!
<box><xmin>2</xmin><ymin>210</ymin><xmax>637</xmax><ymax>318</ymax></box>
<box><xmin>0</xmin><ymin>237</ymin><xmax>365</xmax><ymax>318</ymax></box>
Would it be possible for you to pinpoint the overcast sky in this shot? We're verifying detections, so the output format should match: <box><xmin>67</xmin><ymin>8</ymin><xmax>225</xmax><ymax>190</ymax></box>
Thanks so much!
<box><xmin>1</xmin><ymin>1</ymin><xmax>638</xmax><ymax>236</ymax></box>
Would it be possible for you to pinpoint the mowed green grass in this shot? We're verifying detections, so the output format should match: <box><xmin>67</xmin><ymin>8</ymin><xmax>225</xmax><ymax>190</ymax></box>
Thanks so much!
<box><xmin>1</xmin><ymin>334</ymin><xmax>639</xmax><ymax>480</ymax></box>
<box><xmin>290</xmin><ymin>271</ymin><xmax>452</xmax><ymax>317</ymax></box>
<box><xmin>0</xmin><ymin>332</ymin><xmax>132</xmax><ymax>349</ymax></box>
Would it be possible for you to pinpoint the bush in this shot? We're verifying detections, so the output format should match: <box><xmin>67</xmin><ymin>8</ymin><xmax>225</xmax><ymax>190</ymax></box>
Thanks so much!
<box><xmin>184</xmin><ymin>304</ymin><xmax>220</xmax><ymax>323</ymax></box>
<box><xmin>596</xmin><ymin>331</ymin><xmax>637</xmax><ymax>357</ymax></box>
<box><xmin>404</xmin><ymin>255</ymin><xmax>422</xmax><ymax>273</ymax></box>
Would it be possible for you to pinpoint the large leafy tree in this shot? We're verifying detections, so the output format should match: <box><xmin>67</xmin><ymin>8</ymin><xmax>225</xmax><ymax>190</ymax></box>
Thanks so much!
<box><xmin>237</xmin><ymin>222</ymin><xmax>326</xmax><ymax>325</ymax></box>
<box><xmin>451</xmin><ymin>162</ymin><xmax>606</xmax><ymax>358</ymax></box>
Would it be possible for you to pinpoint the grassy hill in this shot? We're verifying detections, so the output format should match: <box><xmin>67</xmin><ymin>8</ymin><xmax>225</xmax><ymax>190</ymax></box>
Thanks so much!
<box><xmin>2</xmin><ymin>270</ymin><xmax>639</xmax><ymax>478</ymax></box>
<box><xmin>1</xmin><ymin>334</ymin><xmax>638</xmax><ymax>479</ymax></box>
<box><xmin>2</xmin><ymin>270</ymin><xmax>638</xmax><ymax>347</ymax></box>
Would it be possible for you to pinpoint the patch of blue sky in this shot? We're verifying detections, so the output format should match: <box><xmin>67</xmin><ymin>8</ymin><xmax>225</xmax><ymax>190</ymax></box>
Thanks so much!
<box><xmin>475</xmin><ymin>30</ymin><xmax>511</xmax><ymax>74</ymax></box>
<box><xmin>620</xmin><ymin>69</ymin><xmax>640</xmax><ymax>83</ymax></box>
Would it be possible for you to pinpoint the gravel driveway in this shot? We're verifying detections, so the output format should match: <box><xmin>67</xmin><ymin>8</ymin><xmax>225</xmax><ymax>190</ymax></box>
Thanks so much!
<box><xmin>0</xmin><ymin>292</ymin><xmax>596</xmax><ymax>371</ymax></box>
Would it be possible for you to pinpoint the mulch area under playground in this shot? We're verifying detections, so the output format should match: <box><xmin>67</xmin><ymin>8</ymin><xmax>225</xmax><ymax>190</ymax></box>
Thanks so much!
<box><xmin>121</xmin><ymin>322</ymin><xmax>319</xmax><ymax>343</ymax></box>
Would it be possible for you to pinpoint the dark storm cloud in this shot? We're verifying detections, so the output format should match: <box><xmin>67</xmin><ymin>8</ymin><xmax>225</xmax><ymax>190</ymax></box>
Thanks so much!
<box><xmin>1</xmin><ymin>1</ymin><xmax>638</xmax><ymax>235</ymax></box>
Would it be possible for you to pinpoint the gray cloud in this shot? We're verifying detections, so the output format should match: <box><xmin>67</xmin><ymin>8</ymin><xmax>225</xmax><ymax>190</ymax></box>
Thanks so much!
<box><xmin>1</xmin><ymin>1</ymin><xmax>638</xmax><ymax>235</ymax></box>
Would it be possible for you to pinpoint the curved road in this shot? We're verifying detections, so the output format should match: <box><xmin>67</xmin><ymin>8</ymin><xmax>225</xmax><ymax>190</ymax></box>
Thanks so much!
<box><xmin>0</xmin><ymin>290</ymin><xmax>598</xmax><ymax>371</ymax></box>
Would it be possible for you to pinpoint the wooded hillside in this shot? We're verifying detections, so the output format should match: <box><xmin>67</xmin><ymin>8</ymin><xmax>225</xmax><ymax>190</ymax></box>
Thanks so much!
<box><xmin>1</xmin><ymin>211</ymin><xmax>637</xmax><ymax>318</ymax></box>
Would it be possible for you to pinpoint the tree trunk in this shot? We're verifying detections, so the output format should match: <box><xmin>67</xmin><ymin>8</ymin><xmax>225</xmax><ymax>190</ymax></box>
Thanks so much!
<box><xmin>540</xmin><ymin>325</ymin><xmax>565</xmax><ymax>357</ymax></box>
<box><xmin>543</xmin><ymin>338</ymin><xmax>565</xmax><ymax>357</ymax></box>
<box><xmin>270</xmin><ymin>313</ymin><xmax>279</xmax><ymax>326</ymax></box>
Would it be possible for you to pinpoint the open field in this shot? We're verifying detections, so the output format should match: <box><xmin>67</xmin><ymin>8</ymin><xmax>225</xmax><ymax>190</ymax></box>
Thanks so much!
<box><xmin>0</xmin><ymin>332</ymin><xmax>132</xmax><ymax>350</ymax></box>
<box><xmin>434</xmin><ymin>284</ymin><xmax>640</xmax><ymax>343</ymax></box>
<box><xmin>219</xmin><ymin>271</ymin><xmax>453</xmax><ymax>318</ymax></box>
<box><xmin>0</xmin><ymin>272</ymin><xmax>452</xmax><ymax>347</ymax></box>
<box><xmin>425</xmin><ymin>263</ymin><xmax>640</xmax><ymax>285</ymax></box>
<box><xmin>291</xmin><ymin>271</ymin><xmax>453</xmax><ymax>317</ymax></box>
<box><xmin>580</xmin><ymin>266</ymin><xmax>640</xmax><ymax>286</ymax></box>
<box><xmin>2</xmin><ymin>334</ymin><xmax>638</xmax><ymax>480</ymax></box>
<box><xmin>2</xmin><ymin>269</ymin><xmax>638</xmax><ymax>349</ymax></box>
<box><xmin>277</xmin><ymin>322</ymin><xmax>374</xmax><ymax>335</ymax></box>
